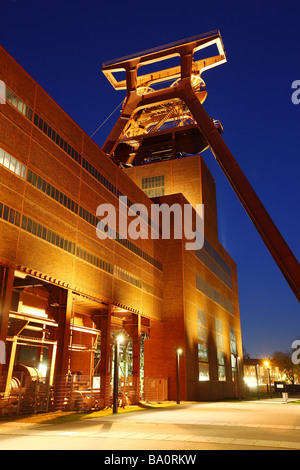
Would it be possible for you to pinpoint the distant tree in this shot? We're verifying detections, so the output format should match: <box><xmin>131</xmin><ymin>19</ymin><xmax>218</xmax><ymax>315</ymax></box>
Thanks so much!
<box><xmin>242</xmin><ymin>346</ymin><xmax>251</xmax><ymax>360</ymax></box>
<box><xmin>271</xmin><ymin>350</ymin><xmax>300</xmax><ymax>384</ymax></box>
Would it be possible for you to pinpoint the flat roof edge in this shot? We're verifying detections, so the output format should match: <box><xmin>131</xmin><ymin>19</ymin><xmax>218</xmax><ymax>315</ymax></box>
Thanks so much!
<box><xmin>102</xmin><ymin>30</ymin><xmax>221</xmax><ymax>68</ymax></box>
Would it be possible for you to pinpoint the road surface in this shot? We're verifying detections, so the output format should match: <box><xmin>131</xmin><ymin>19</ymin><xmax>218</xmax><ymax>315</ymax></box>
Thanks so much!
<box><xmin>0</xmin><ymin>399</ymin><xmax>300</xmax><ymax>451</ymax></box>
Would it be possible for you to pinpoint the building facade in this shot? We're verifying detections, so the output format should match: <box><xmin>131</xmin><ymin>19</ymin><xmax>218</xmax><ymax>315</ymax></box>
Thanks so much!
<box><xmin>126</xmin><ymin>156</ymin><xmax>242</xmax><ymax>400</ymax></box>
<box><xmin>0</xmin><ymin>45</ymin><xmax>243</xmax><ymax>412</ymax></box>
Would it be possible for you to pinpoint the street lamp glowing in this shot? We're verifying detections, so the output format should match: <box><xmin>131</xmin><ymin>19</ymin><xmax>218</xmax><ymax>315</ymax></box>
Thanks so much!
<box><xmin>113</xmin><ymin>334</ymin><xmax>124</xmax><ymax>414</ymax></box>
<box><xmin>264</xmin><ymin>361</ymin><xmax>269</xmax><ymax>368</ymax></box>
<box><xmin>117</xmin><ymin>334</ymin><xmax>124</xmax><ymax>344</ymax></box>
<box><xmin>176</xmin><ymin>348</ymin><xmax>183</xmax><ymax>404</ymax></box>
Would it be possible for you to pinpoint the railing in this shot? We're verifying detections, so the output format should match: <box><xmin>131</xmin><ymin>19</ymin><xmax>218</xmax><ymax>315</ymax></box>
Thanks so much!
<box><xmin>0</xmin><ymin>372</ymin><xmax>52</xmax><ymax>416</ymax></box>
<box><xmin>0</xmin><ymin>373</ymin><xmax>168</xmax><ymax>416</ymax></box>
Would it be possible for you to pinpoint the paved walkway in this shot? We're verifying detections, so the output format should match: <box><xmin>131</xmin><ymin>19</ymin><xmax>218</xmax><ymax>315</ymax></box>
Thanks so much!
<box><xmin>0</xmin><ymin>400</ymin><xmax>300</xmax><ymax>450</ymax></box>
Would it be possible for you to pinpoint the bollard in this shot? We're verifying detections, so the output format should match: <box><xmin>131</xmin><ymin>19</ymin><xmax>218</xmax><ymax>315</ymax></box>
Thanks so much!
<box><xmin>282</xmin><ymin>392</ymin><xmax>288</xmax><ymax>404</ymax></box>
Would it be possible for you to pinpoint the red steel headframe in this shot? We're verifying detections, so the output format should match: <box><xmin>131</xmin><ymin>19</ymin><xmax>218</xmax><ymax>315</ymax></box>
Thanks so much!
<box><xmin>102</xmin><ymin>31</ymin><xmax>300</xmax><ymax>302</ymax></box>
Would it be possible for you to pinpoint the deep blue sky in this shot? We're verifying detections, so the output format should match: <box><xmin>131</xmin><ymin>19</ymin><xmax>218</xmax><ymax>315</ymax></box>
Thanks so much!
<box><xmin>1</xmin><ymin>0</ymin><xmax>299</xmax><ymax>358</ymax></box>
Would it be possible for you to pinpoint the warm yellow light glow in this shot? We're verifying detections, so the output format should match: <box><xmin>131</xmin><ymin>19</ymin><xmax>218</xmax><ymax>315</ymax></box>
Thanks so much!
<box><xmin>177</xmin><ymin>348</ymin><xmax>183</xmax><ymax>355</ymax></box>
<box><xmin>39</xmin><ymin>363</ymin><xmax>47</xmax><ymax>377</ymax></box>
<box><xmin>21</xmin><ymin>306</ymin><xmax>47</xmax><ymax>318</ymax></box>
<box><xmin>117</xmin><ymin>334</ymin><xmax>124</xmax><ymax>344</ymax></box>
<box><xmin>264</xmin><ymin>361</ymin><xmax>270</xmax><ymax>368</ymax></box>
<box><xmin>244</xmin><ymin>376</ymin><xmax>257</xmax><ymax>388</ymax></box>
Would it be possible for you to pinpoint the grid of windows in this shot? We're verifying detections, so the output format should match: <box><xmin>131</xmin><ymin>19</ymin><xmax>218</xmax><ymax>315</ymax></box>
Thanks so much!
<box><xmin>76</xmin><ymin>246</ymin><xmax>114</xmax><ymax>274</ymax></box>
<box><xmin>196</xmin><ymin>247</ymin><xmax>232</xmax><ymax>289</ymax></box>
<box><xmin>3</xmin><ymin>84</ymin><xmax>161</xmax><ymax>237</ymax></box>
<box><xmin>33</xmin><ymin>113</ymin><xmax>82</xmax><ymax>164</ymax></box>
<box><xmin>142</xmin><ymin>175</ymin><xmax>165</xmax><ymax>190</ymax></box>
<box><xmin>0</xmin><ymin>202</ymin><xmax>21</xmax><ymax>227</ymax></box>
<box><xmin>203</xmin><ymin>239</ymin><xmax>232</xmax><ymax>278</ymax></box>
<box><xmin>114</xmin><ymin>266</ymin><xmax>142</xmax><ymax>289</ymax></box>
<box><xmin>0</xmin><ymin>199</ymin><xmax>161</xmax><ymax>296</ymax></box>
<box><xmin>215</xmin><ymin>318</ymin><xmax>226</xmax><ymax>381</ymax></box>
<box><xmin>25</xmin><ymin>168</ymin><xmax>162</xmax><ymax>271</ymax></box>
<box><xmin>3</xmin><ymin>85</ymin><xmax>33</xmax><ymax>121</ymax></box>
<box><xmin>196</xmin><ymin>274</ymin><xmax>234</xmax><ymax>315</ymax></box>
<box><xmin>0</xmin><ymin>147</ymin><xmax>26</xmax><ymax>179</ymax></box>
<box><xmin>21</xmin><ymin>214</ymin><xmax>76</xmax><ymax>255</ymax></box>
<box><xmin>27</xmin><ymin>169</ymin><xmax>78</xmax><ymax>214</ymax></box>
<box><xmin>142</xmin><ymin>176</ymin><xmax>165</xmax><ymax>198</ymax></box>
<box><xmin>144</xmin><ymin>187</ymin><xmax>165</xmax><ymax>198</ymax></box>
<box><xmin>197</xmin><ymin>308</ymin><xmax>209</xmax><ymax>382</ymax></box>
<box><xmin>33</xmin><ymin>113</ymin><xmax>160</xmax><ymax>236</ymax></box>
<box><xmin>114</xmin><ymin>266</ymin><xmax>162</xmax><ymax>297</ymax></box>
<box><xmin>141</xmin><ymin>280</ymin><xmax>163</xmax><ymax>298</ymax></box>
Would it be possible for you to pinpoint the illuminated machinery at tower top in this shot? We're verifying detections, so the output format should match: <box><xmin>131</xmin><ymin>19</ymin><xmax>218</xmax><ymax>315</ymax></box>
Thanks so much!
<box><xmin>101</xmin><ymin>31</ymin><xmax>300</xmax><ymax>302</ymax></box>
<box><xmin>102</xmin><ymin>30</ymin><xmax>226</xmax><ymax>166</ymax></box>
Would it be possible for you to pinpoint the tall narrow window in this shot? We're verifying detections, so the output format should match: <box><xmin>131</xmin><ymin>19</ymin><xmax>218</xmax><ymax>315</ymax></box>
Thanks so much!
<box><xmin>230</xmin><ymin>327</ymin><xmax>237</xmax><ymax>381</ymax></box>
<box><xmin>215</xmin><ymin>318</ymin><xmax>226</xmax><ymax>381</ymax></box>
<box><xmin>197</xmin><ymin>308</ymin><xmax>209</xmax><ymax>381</ymax></box>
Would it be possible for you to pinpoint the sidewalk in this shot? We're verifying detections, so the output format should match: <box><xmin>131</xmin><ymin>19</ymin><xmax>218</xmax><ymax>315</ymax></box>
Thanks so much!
<box><xmin>0</xmin><ymin>400</ymin><xmax>300</xmax><ymax>450</ymax></box>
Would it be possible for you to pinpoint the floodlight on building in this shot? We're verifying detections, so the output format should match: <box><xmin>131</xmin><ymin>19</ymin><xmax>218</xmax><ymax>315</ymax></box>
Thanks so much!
<box><xmin>39</xmin><ymin>363</ymin><xmax>47</xmax><ymax>378</ymax></box>
<box><xmin>21</xmin><ymin>305</ymin><xmax>48</xmax><ymax>318</ymax></box>
<box><xmin>113</xmin><ymin>334</ymin><xmax>124</xmax><ymax>413</ymax></box>
<box><xmin>117</xmin><ymin>334</ymin><xmax>124</xmax><ymax>344</ymax></box>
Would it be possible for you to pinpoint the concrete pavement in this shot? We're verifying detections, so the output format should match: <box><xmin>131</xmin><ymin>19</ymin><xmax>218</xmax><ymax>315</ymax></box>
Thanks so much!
<box><xmin>0</xmin><ymin>399</ymin><xmax>300</xmax><ymax>450</ymax></box>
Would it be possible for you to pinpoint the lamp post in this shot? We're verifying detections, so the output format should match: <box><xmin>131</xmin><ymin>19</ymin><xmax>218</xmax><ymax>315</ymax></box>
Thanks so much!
<box><xmin>113</xmin><ymin>334</ymin><xmax>124</xmax><ymax>414</ymax></box>
<box><xmin>264</xmin><ymin>361</ymin><xmax>272</xmax><ymax>399</ymax></box>
<box><xmin>176</xmin><ymin>348</ymin><xmax>182</xmax><ymax>404</ymax></box>
<box><xmin>236</xmin><ymin>356</ymin><xmax>241</xmax><ymax>401</ymax></box>
<box><xmin>255</xmin><ymin>364</ymin><xmax>261</xmax><ymax>400</ymax></box>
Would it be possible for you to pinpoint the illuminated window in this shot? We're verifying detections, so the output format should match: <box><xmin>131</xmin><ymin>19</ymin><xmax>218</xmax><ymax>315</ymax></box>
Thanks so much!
<box><xmin>5</xmin><ymin>86</ymin><xmax>33</xmax><ymax>120</ymax></box>
<box><xmin>0</xmin><ymin>147</ymin><xmax>26</xmax><ymax>179</ymax></box>
<box><xmin>199</xmin><ymin>362</ymin><xmax>210</xmax><ymax>382</ymax></box>
<box><xmin>216</xmin><ymin>318</ymin><xmax>226</xmax><ymax>381</ymax></box>
<box><xmin>197</xmin><ymin>308</ymin><xmax>209</xmax><ymax>381</ymax></box>
<box><xmin>142</xmin><ymin>175</ymin><xmax>165</xmax><ymax>198</ymax></box>
<box><xmin>230</xmin><ymin>327</ymin><xmax>237</xmax><ymax>381</ymax></box>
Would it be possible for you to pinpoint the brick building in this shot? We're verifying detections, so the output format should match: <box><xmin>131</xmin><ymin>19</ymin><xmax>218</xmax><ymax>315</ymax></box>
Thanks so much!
<box><xmin>0</xmin><ymin>44</ymin><xmax>243</xmax><ymax>411</ymax></box>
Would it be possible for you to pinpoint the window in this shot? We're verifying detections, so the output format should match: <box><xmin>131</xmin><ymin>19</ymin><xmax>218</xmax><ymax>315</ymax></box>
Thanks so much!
<box><xmin>216</xmin><ymin>318</ymin><xmax>226</xmax><ymax>381</ymax></box>
<box><xmin>196</xmin><ymin>274</ymin><xmax>234</xmax><ymax>315</ymax></box>
<box><xmin>0</xmin><ymin>147</ymin><xmax>26</xmax><ymax>180</ymax></box>
<box><xmin>142</xmin><ymin>175</ymin><xmax>165</xmax><ymax>198</ymax></box>
<box><xmin>195</xmin><ymin>247</ymin><xmax>232</xmax><ymax>289</ymax></box>
<box><xmin>197</xmin><ymin>308</ymin><xmax>209</xmax><ymax>381</ymax></box>
<box><xmin>230</xmin><ymin>327</ymin><xmax>237</xmax><ymax>381</ymax></box>
<box><xmin>0</xmin><ymin>202</ymin><xmax>21</xmax><ymax>227</ymax></box>
<box><xmin>33</xmin><ymin>112</ymin><xmax>82</xmax><ymax>165</ymax></box>
<box><xmin>5</xmin><ymin>86</ymin><xmax>33</xmax><ymax>120</ymax></box>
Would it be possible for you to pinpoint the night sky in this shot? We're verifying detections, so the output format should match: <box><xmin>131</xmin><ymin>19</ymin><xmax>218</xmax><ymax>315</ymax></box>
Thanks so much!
<box><xmin>1</xmin><ymin>0</ymin><xmax>299</xmax><ymax>358</ymax></box>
